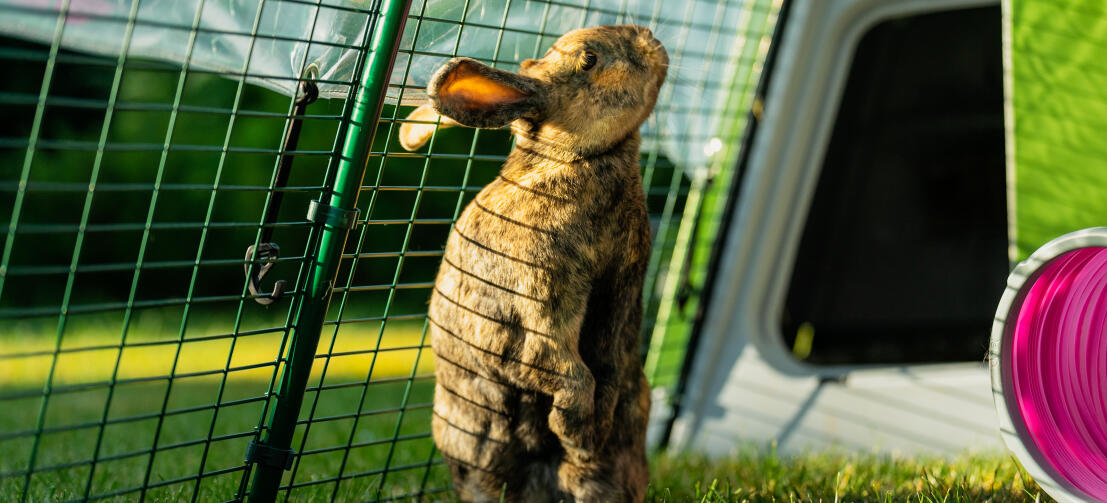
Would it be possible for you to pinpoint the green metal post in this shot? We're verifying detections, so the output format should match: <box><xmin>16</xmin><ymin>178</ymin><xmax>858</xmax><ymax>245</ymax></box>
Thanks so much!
<box><xmin>245</xmin><ymin>0</ymin><xmax>411</xmax><ymax>500</ymax></box>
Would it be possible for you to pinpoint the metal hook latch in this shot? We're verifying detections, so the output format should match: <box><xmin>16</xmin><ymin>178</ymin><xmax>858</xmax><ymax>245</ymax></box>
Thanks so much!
<box><xmin>245</xmin><ymin>243</ymin><xmax>287</xmax><ymax>305</ymax></box>
<box><xmin>242</xmin><ymin>71</ymin><xmax>319</xmax><ymax>307</ymax></box>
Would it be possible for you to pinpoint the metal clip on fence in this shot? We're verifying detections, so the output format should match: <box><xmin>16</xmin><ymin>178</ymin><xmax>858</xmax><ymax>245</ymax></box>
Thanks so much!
<box><xmin>244</xmin><ymin>243</ymin><xmax>286</xmax><ymax>306</ymax></box>
<box><xmin>244</xmin><ymin>439</ymin><xmax>295</xmax><ymax>471</ymax></box>
<box><xmin>244</xmin><ymin>75</ymin><xmax>320</xmax><ymax>305</ymax></box>
<box><xmin>306</xmin><ymin>199</ymin><xmax>359</xmax><ymax>229</ymax></box>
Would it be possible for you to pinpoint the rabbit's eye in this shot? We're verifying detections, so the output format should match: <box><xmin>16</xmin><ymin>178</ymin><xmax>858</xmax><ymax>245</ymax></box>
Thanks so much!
<box><xmin>581</xmin><ymin>51</ymin><xmax>598</xmax><ymax>71</ymax></box>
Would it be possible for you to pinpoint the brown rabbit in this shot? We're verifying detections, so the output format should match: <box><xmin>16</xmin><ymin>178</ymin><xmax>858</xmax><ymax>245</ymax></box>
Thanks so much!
<box><xmin>398</xmin><ymin>25</ymin><xmax>667</xmax><ymax>503</ymax></box>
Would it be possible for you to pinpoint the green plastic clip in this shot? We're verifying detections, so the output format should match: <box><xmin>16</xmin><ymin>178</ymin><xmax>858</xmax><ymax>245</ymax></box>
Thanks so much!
<box><xmin>244</xmin><ymin>439</ymin><xmax>295</xmax><ymax>471</ymax></box>
<box><xmin>306</xmin><ymin>199</ymin><xmax>359</xmax><ymax>229</ymax></box>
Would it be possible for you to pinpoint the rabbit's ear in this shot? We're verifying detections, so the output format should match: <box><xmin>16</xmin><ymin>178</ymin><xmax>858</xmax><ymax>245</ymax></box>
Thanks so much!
<box><xmin>398</xmin><ymin>104</ymin><xmax>458</xmax><ymax>151</ymax></box>
<box><xmin>429</xmin><ymin>58</ymin><xmax>544</xmax><ymax>129</ymax></box>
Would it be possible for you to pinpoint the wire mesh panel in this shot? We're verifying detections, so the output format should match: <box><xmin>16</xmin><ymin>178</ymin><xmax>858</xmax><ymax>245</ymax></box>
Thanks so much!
<box><xmin>0</xmin><ymin>0</ymin><xmax>782</xmax><ymax>501</ymax></box>
<box><xmin>0</xmin><ymin>0</ymin><xmax>379</xmax><ymax>500</ymax></box>
<box><xmin>637</xmin><ymin>0</ymin><xmax>781</xmax><ymax>392</ymax></box>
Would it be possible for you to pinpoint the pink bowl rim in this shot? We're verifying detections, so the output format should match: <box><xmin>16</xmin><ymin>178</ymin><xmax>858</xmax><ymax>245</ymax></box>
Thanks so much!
<box><xmin>990</xmin><ymin>227</ymin><xmax>1107</xmax><ymax>503</ymax></box>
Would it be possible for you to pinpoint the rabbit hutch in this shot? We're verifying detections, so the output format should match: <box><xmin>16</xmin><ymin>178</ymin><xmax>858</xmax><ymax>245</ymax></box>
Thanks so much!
<box><xmin>669</xmin><ymin>0</ymin><xmax>1107</xmax><ymax>502</ymax></box>
<box><xmin>2</xmin><ymin>0</ymin><xmax>1106</xmax><ymax>501</ymax></box>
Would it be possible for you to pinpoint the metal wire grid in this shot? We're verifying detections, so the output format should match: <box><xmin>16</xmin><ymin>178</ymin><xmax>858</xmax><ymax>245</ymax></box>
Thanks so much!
<box><xmin>642</xmin><ymin>0</ymin><xmax>781</xmax><ymax>391</ymax></box>
<box><xmin>0</xmin><ymin>0</ymin><xmax>377</xmax><ymax>501</ymax></box>
<box><xmin>0</xmin><ymin>0</ymin><xmax>782</xmax><ymax>501</ymax></box>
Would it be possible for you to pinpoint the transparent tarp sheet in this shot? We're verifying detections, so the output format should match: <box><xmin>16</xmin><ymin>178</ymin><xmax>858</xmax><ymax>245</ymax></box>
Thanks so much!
<box><xmin>0</xmin><ymin>0</ymin><xmax>771</xmax><ymax>174</ymax></box>
<box><xmin>0</xmin><ymin>0</ymin><xmax>373</xmax><ymax>96</ymax></box>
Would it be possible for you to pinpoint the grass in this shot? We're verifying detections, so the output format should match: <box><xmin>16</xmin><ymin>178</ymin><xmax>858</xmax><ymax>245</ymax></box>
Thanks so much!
<box><xmin>0</xmin><ymin>374</ymin><xmax>1055</xmax><ymax>503</ymax></box>
<box><xmin>0</xmin><ymin>321</ymin><xmax>434</xmax><ymax>389</ymax></box>
<box><xmin>0</xmin><ymin>316</ymin><xmax>1052</xmax><ymax>502</ymax></box>
<box><xmin>0</xmin><ymin>374</ymin><xmax>450</xmax><ymax>502</ymax></box>
<box><xmin>647</xmin><ymin>450</ymin><xmax>1052</xmax><ymax>503</ymax></box>
<box><xmin>0</xmin><ymin>314</ymin><xmax>448</xmax><ymax>502</ymax></box>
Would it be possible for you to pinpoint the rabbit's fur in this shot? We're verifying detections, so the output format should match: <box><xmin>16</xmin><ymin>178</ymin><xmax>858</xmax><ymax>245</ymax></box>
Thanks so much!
<box><xmin>399</xmin><ymin>25</ymin><xmax>667</xmax><ymax>503</ymax></box>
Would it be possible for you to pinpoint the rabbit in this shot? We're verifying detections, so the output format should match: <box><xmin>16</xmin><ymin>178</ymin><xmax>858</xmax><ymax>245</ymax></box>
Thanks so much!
<box><xmin>397</xmin><ymin>24</ymin><xmax>667</xmax><ymax>503</ymax></box>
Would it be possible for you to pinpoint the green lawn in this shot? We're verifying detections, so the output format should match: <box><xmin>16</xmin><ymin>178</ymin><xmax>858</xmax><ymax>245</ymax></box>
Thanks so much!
<box><xmin>0</xmin><ymin>318</ymin><xmax>1051</xmax><ymax>502</ymax></box>
<box><xmin>0</xmin><ymin>377</ymin><xmax>449</xmax><ymax>502</ymax></box>
<box><xmin>648</xmin><ymin>451</ymin><xmax>1051</xmax><ymax>503</ymax></box>
<box><xmin>0</xmin><ymin>316</ymin><xmax>448</xmax><ymax>502</ymax></box>
<box><xmin>0</xmin><ymin>374</ymin><xmax>1052</xmax><ymax>503</ymax></box>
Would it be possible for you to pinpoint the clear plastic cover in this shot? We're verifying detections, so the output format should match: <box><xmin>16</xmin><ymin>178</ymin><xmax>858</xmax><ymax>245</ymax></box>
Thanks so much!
<box><xmin>0</xmin><ymin>0</ymin><xmax>774</xmax><ymax>176</ymax></box>
<box><xmin>0</xmin><ymin>0</ymin><xmax>374</xmax><ymax>97</ymax></box>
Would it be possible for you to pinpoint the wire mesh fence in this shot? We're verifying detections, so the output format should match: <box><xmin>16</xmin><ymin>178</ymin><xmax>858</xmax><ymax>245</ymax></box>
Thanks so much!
<box><xmin>0</xmin><ymin>0</ymin><xmax>781</xmax><ymax>501</ymax></box>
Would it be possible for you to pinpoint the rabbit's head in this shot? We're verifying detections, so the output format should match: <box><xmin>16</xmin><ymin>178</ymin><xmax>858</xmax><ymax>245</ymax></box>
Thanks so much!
<box><xmin>400</xmin><ymin>25</ymin><xmax>667</xmax><ymax>155</ymax></box>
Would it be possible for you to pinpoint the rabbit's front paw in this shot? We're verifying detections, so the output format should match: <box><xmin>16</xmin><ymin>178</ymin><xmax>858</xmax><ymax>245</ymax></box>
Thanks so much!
<box><xmin>549</xmin><ymin>383</ymin><xmax>596</xmax><ymax>446</ymax></box>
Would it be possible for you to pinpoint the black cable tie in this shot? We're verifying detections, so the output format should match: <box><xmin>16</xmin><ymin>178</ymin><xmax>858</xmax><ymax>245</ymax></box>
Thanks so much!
<box><xmin>245</xmin><ymin>439</ymin><xmax>295</xmax><ymax>471</ymax></box>
<box><xmin>306</xmin><ymin>199</ymin><xmax>359</xmax><ymax>229</ymax></box>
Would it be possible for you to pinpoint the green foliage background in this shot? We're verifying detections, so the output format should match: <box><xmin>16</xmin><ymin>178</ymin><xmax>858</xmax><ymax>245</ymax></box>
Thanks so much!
<box><xmin>0</xmin><ymin>35</ymin><xmax>687</xmax><ymax>325</ymax></box>
<box><xmin>0</xmin><ymin>39</ymin><xmax>470</xmax><ymax>316</ymax></box>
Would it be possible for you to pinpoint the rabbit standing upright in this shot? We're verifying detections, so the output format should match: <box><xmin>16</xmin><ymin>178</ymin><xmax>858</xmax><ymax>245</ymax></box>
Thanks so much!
<box><xmin>398</xmin><ymin>25</ymin><xmax>667</xmax><ymax>503</ymax></box>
